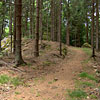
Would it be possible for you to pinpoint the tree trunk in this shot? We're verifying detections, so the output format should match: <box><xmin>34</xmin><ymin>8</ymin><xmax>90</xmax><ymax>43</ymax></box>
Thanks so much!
<box><xmin>40</xmin><ymin>0</ymin><xmax>43</xmax><ymax>42</ymax></box>
<box><xmin>25</xmin><ymin>9</ymin><xmax>28</xmax><ymax>37</ymax></box>
<box><xmin>34</xmin><ymin>0</ymin><xmax>40</xmax><ymax>57</ymax></box>
<box><xmin>51</xmin><ymin>0</ymin><xmax>55</xmax><ymax>41</ymax></box>
<box><xmin>58</xmin><ymin>0</ymin><xmax>62</xmax><ymax>55</ymax></box>
<box><xmin>66</xmin><ymin>0</ymin><xmax>70</xmax><ymax>46</ymax></box>
<box><xmin>96</xmin><ymin>0</ymin><xmax>99</xmax><ymax>51</ymax></box>
<box><xmin>30</xmin><ymin>0</ymin><xmax>33</xmax><ymax>38</ymax></box>
<box><xmin>13</xmin><ymin>0</ymin><xmax>16</xmax><ymax>54</ymax></box>
<box><xmin>9</xmin><ymin>0</ymin><xmax>13</xmax><ymax>53</ymax></box>
<box><xmin>91</xmin><ymin>0</ymin><xmax>95</xmax><ymax>57</ymax></box>
<box><xmin>15</xmin><ymin>0</ymin><xmax>25</xmax><ymax>66</ymax></box>
<box><xmin>86</xmin><ymin>12</ymin><xmax>89</xmax><ymax>43</ymax></box>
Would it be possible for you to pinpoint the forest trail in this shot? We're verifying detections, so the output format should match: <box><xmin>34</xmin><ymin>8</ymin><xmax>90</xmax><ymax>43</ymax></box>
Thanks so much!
<box><xmin>0</xmin><ymin>46</ymin><xmax>88</xmax><ymax>100</ymax></box>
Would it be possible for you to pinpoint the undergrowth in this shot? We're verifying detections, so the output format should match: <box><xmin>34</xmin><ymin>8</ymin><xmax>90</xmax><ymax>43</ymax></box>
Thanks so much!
<box><xmin>0</xmin><ymin>74</ymin><xmax>23</xmax><ymax>86</ymax></box>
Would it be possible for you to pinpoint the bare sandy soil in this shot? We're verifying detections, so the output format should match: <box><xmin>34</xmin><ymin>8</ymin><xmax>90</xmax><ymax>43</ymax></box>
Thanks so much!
<box><xmin>0</xmin><ymin>40</ymin><xmax>91</xmax><ymax>100</ymax></box>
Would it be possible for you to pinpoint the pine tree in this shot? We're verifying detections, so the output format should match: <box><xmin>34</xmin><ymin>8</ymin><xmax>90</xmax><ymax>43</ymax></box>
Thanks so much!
<box><xmin>15</xmin><ymin>0</ymin><xmax>25</xmax><ymax>66</ymax></box>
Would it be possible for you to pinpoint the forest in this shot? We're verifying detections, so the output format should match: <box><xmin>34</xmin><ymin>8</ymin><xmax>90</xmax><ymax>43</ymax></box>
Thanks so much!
<box><xmin>0</xmin><ymin>0</ymin><xmax>100</xmax><ymax>100</ymax></box>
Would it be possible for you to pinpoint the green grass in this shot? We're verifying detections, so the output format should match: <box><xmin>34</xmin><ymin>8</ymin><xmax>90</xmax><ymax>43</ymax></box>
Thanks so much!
<box><xmin>11</xmin><ymin>77</ymin><xmax>23</xmax><ymax>87</ymax></box>
<box><xmin>81</xmin><ymin>58</ymin><xmax>90</xmax><ymax>64</ymax></box>
<box><xmin>82</xmin><ymin>48</ymin><xmax>92</xmax><ymax>56</ymax></box>
<box><xmin>79</xmin><ymin>72</ymin><xmax>98</xmax><ymax>82</ymax></box>
<box><xmin>15</xmin><ymin>91</ymin><xmax>21</xmax><ymax>95</ymax></box>
<box><xmin>90</xmin><ymin>94</ymin><xmax>97</xmax><ymax>99</ymax></box>
<box><xmin>80</xmin><ymin>81</ymin><xmax>94</xmax><ymax>87</ymax></box>
<box><xmin>75</xmin><ymin>80</ymin><xmax>94</xmax><ymax>88</ymax></box>
<box><xmin>0</xmin><ymin>75</ymin><xmax>10</xmax><ymax>84</ymax></box>
<box><xmin>0</xmin><ymin>74</ymin><xmax>23</xmax><ymax>86</ymax></box>
<box><xmin>68</xmin><ymin>89</ymin><xmax>87</xmax><ymax>99</ymax></box>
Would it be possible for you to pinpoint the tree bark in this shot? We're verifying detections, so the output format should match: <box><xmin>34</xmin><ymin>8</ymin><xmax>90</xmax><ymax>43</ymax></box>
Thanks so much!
<box><xmin>13</xmin><ymin>0</ymin><xmax>16</xmax><ymax>54</ymax></box>
<box><xmin>15</xmin><ymin>0</ymin><xmax>25</xmax><ymax>66</ymax></box>
<box><xmin>9</xmin><ymin>0</ymin><xmax>13</xmax><ymax>53</ymax></box>
<box><xmin>66</xmin><ymin>0</ymin><xmax>70</xmax><ymax>46</ymax></box>
<box><xmin>40</xmin><ymin>0</ymin><xmax>43</xmax><ymax>42</ymax></box>
<box><xmin>34</xmin><ymin>0</ymin><xmax>40</xmax><ymax>57</ymax></box>
<box><xmin>30</xmin><ymin>0</ymin><xmax>33</xmax><ymax>38</ymax></box>
<box><xmin>86</xmin><ymin>12</ymin><xmax>89</xmax><ymax>43</ymax></box>
<box><xmin>58</xmin><ymin>0</ymin><xmax>62</xmax><ymax>55</ymax></box>
<box><xmin>96</xmin><ymin>0</ymin><xmax>99</xmax><ymax>51</ymax></box>
<box><xmin>51</xmin><ymin>0</ymin><xmax>55</xmax><ymax>41</ymax></box>
<box><xmin>91</xmin><ymin>0</ymin><xmax>95</xmax><ymax>57</ymax></box>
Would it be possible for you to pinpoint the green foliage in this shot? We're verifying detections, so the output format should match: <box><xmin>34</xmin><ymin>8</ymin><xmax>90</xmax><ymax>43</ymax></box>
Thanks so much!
<box><xmin>90</xmin><ymin>94</ymin><xmax>97</xmax><ymax>99</ymax></box>
<box><xmin>68</xmin><ymin>89</ymin><xmax>87</xmax><ymax>99</ymax></box>
<box><xmin>62</xmin><ymin>46</ymin><xmax>68</xmax><ymax>57</ymax></box>
<box><xmin>0</xmin><ymin>75</ymin><xmax>10</xmax><ymax>84</ymax></box>
<box><xmin>79</xmin><ymin>72</ymin><xmax>98</xmax><ymax>82</ymax></box>
<box><xmin>82</xmin><ymin>43</ymin><xmax>91</xmax><ymax>48</ymax></box>
<box><xmin>0</xmin><ymin>74</ymin><xmax>23</xmax><ymax>86</ymax></box>
<box><xmin>82</xmin><ymin>48</ymin><xmax>92</xmax><ymax>56</ymax></box>
<box><xmin>15</xmin><ymin>91</ymin><xmax>21</xmax><ymax>95</ymax></box>
<box><xmin>11</xmin><ymin>77</ymin><xmax>23</xmax><ymax>87</ymax></box>
<box><xmin>80</xmin><ymin>81</ymin><xmax>94</xmax><ymax>87</ymax></box>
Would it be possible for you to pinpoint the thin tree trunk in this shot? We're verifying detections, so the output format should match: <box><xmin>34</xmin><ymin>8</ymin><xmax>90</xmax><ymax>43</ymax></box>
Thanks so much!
<box><xmin>86</xmin><ymin>12</ymin><xmax>89</xmax><ymax>43</ymax></box>
<box><xmin>9</xmin><ymin>0</ymin><xmax>13</xmax><ymax>53</ymax></box>
<box><xmin>13</xmin><ymin>0</ymin><xmax>16</xmax><ymax>54</ymax></box>
<box><xmin>30</xmin><ymin>0</ymin><xmax>33</xmax><ymax>38</ymax></box>
<box><xmin>58</xmin><ymin>0</ymin><xmax>62</xmax><ymax>55</ymax></box>
<box><xmin>33</xmin><ymin>0</ymin><xmax>35</xmax><ymax>38</ymax></box>
<box><xmin>66</xmin><ymin>0</ymin><xmax>70</xmax><ymax>46</ymax></box>
<box><xmin>34</xmin><ymin>0</ymin><xmax>40</xmax><ymax>57</ymax></box>
<box><xmin>96</xmin><ymin>0</ymin><xmax>99</xmax><ymax>51</ymax></box>
<box><xmin>40</xmin><ymin>0</ymin><xmax>43</xmax><ymax>42</ymax></box>
<box><xmin>25</xmin><ymin>9</ymin><xmax>28</xmax><ymax>37</ymax></box>
<box><xmin>92</xmin><ymin>0</ymin><xmax>95</xmax><ymax>57</ymax></box>
<box><xmin>51</xmin><ymin>0</ymin><xmax>55</xmax><ymax>41</ymax></box>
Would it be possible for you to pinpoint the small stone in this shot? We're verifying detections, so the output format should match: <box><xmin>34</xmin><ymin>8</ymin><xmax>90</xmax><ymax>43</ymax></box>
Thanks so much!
<box><xmin>89</xmin><ymin>91</ymin><xmax>94</xmax><ymax>95</ymax></box>
<box><xmin>87</xmin><ymin>96</ymin><xmax>90</xmax><ymax>99</ymax></box>
<box><xmin>94</xmin><ymin>88</ymin><xmax>99</xmax><ymax>92</ymax></box>
<box><xmin>94</xmin><ymin>69</ymin><xmax>97</xmax><ymax>72</ymax></box>
<box><xmin>93</xmin><ymin>66</ymin><xmax>97</xmax><ymax>69</ymax></box>
<box><xmin>54</xmin><ymin>78</ymin><xmax>58</xmax><ymax>81</ymax></box>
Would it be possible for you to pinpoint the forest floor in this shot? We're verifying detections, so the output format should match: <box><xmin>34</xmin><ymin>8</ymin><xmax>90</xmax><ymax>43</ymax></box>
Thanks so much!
<box><xmin>0</xmin><ymin>39</ymin><xmax>100</xmax><ymax>100</ymax></box>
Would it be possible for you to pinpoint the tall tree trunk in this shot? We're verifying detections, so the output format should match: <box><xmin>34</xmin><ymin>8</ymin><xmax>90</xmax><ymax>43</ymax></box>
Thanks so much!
<box><xmin>91</xmin><ymin>0</ymin><xmax>95</xmax><ymax>57</ymax></box>
<box><xmin>96</xmin><ymin>0</ymin><xmax>99</xmax><ymax>51</ymax></box>
<box><xmin>30</xmin><ymin>0</ymin><xmax>33</xmax><ymax>38</ymax></box>
<box><xmin>33</xmin><ymin>0</ymin><xmax>35</xmax><ymax>38</ymax></box>
<box><xmin>25</xmin><ymin>8</ymin><xmax>28</xmax><ymax>37</ymax></box>
<box><xmin>34</xmin><ymin>0</ymin><xmax>40</xmax><ymax>57</ymax></box>
<box><xmin>91</xmin><ymin>0</ymin><xmax>94</xmax><ymax>48</ymax></box>
<box><xmin>13</xmin><ymin>0</ymin><xmax>16</xmax><ymax>54</ymax></box>
<box><xmin>15</xmin><ymin>0</ymin><xmax>25</xmax><ymax>66</ymax></box>
<box><xmin>51</xmin><ymin>0</ymin><xmax>55</xmax><ymax>41</ymax></box>
<box><xmin>9</xmin><ymin>0</ymin><xmax>13</xmax><ymax>53</ymax></box>
<box><xmin>58</xmin><ymin>0</ymin><xmax>62</xmax><ymax>55</ymax></box>
<box><xmin>86</xmin><ymin>12</ymin><xmax>89</xmax><ymax>43</ymax></box>
<box><xmin>66</xmin><ymin>0</ymin><xmax>70</xmax><ymax>46</ymax></box>
<box><xmin>40</xmin><ymin>0</ymin><xmax>43</xmax><ymax>42</ymax></box>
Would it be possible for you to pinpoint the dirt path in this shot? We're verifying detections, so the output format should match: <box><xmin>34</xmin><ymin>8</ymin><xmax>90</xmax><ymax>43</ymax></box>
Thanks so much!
<box><xmin>1</xmin><ymin>47</ymin><xmax>87</xmax><ymax>100</ymax></box>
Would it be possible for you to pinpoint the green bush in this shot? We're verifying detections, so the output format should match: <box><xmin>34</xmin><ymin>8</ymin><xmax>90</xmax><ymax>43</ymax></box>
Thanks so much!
<box><xmin>82</xmin><ymin>43</ymin><xmax>91</xmax><ymax>48</ymax></box>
